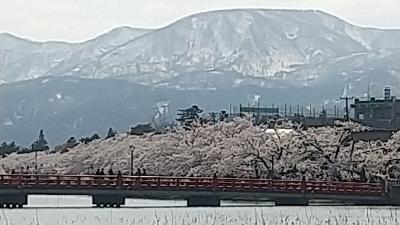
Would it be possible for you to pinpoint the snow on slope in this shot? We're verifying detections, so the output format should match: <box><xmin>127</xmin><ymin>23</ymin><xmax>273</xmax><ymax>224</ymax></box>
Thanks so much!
<box><xmin>46</xmin><ymin>27</ymin><xmax>151</xmax><ymax>77</ymax></box>
<box><xmin>1</xmin><ymin>119</ymin><xmax>399</xmax><ymax>182</ymax></box>
<box><xmin>80</xmin><ymin>9</ymin><xmax>371</xmax><ymax>84</ymax></box>
<box><xmin>0</xmin><ymin>33</ymin><xmax>76</xmax><ymax>82</ymax></box>
<box><xmin>0</xmin><ymin>27</ymin><xmax>151</xmax><ymax>82</ymax></box>
<box><xmin>2</xmin><ymin>9</ymin><xmax>400</xmax><ymax>88</ymax></box>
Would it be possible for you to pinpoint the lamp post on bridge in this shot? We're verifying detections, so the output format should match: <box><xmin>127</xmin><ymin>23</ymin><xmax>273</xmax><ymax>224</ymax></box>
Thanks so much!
<box><xmin>31</xmin><ymin>144</ymin><xmax>37</xmax><ymax>174</ymax></box>
<box><xmin>129</xmin><ymin>145</ymin><xmax>134</xmax><ymax>176</ymax></box>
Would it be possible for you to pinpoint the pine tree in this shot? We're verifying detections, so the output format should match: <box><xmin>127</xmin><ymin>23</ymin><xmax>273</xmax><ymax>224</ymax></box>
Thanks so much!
<box><xmin>129</xmin><ymin>124</ymin><xmax>154</xmax><ymax>135</ymax></box>
<box><xmin>219</xmin><ymin>110</ymin><xmax>228</xmax><ymax>121</ymax></box>
<box><xmin>79</xmin><ymin>133</ymin><xmax>101</xmax><ymax>144</ymax></box>
<box><xmin>0</xmin><ymin>141</ymin><xmax>20</xmax><ymax>157</ymax></box>
<box><xmin>79</xmin><ymin>137</ymin><xmax>91</xmax><ymax>144</ymax></box>
<box><xmin>90</xmin><ymin>133</ymin><xmax>100</xmax><ymax>141</ymax></box>
<box><xmin>31</xmin><ymin>129</ymin><xmax>49</xmax><ymax>152</ymax></box>
<box><xmin>176</xmin><ymin>105</ymin><xmax>203</xmax><ymax>128</ymax></box>
<box><xmin>65</xmin><ymin>137</ymin><xmax>77</xmax><ymax>148</ymax></box>
<box><xmin>37</xmin><ymin>130</ymin><xmax>48</xmax><ymax>147</ymax></box>
<box><xmin>209</xmin><ymin>112</ymin><xmax>218</xmax><ymax>124</ymax></box>
<box><xmin>106</xmin><ymin>127</ymin><xmax>116</xmax><ymax>139</ymax></box>
<box><xmin>54</xmin><ymin>137</ymin><xmax>78</xmax><ymax>153</ymax></box>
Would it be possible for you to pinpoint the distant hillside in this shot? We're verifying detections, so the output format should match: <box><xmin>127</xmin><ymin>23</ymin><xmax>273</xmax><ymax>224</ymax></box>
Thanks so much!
<box><xmin>0</xmin><ymin>77</ymin><xmax>341</xmax><ymax>145</ymax></box>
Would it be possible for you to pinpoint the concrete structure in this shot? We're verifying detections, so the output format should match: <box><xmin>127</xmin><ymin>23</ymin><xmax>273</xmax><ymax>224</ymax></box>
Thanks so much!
<box><xmin>239</xmin><ymin>104</ymin><xmax>280</xmax><ymax>124</ymax></box>
<box><xmin>0</xmin><ymin>174</ymin><xmax>399</xmax><ymax>208</ymax></box>
<box><xmin>239</xmin><ymin>105</ymin><xmax>279</xmax><ymax>115</ymax></box>
<box><xmin>351</xmin><ymin>88</ymin><xmax>400</xmax><ymax>129</ymax></box>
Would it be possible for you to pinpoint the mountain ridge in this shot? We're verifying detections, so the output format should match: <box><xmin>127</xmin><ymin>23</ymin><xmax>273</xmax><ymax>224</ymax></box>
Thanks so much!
<box><xmin>2</xmin><ymin>9</ymin><xmax>400</xmax><ymax>86</ymax></box>
<box><xmin>2</xmin><ymin>9</ymin><xmax>400</xmax><ymax>146</ymax></box>
<box><xmin>69</xmin><ymin>8</ymin><xmax>400</xmax><ymax>88</ymax></box>
<box><xmin>0</xmin><ymin>27</ymin><xmax>151</xmax><ymax>83</ymax></box>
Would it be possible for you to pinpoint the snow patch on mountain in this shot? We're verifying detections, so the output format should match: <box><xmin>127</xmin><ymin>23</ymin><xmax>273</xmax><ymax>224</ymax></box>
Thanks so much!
<box><xmin>343</xmin><ymin>25</ymin><xmax>372</xmax><ymax>50</ymax></box>
<box><xmin>3</xmin><ymin>118</ymin><xmax>13</xmax><ymax>126</ymax></box>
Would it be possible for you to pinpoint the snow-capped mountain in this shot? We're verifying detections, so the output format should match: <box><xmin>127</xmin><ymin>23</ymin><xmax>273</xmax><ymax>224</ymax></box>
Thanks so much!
<box><xmin>59</xmin><ymin>9</ymin><xmax>400</xmax><ymax>89</ymax></box>
<box><xmin>0</xmin><ymin>27</ymin><xmax>150</xmax><ymax>83</ymax></box>
<box><xmin>2</xmin><ymin>9</ymin><xmax>400</xmax><ymax>90</ymax></box>
<box><xmin>46</xmin><ymin>27</ymin><xmax>151</xmax><ymax>77</ymax></box>
<box><xmin>0</xmin><ymin>33</ymin><xmax>75</xmax><ymax>83</ymax></box>
<box><xmin>78</xmin><ymin>9</ymin><xmax>365</xmax><ymax>82</ymax></box>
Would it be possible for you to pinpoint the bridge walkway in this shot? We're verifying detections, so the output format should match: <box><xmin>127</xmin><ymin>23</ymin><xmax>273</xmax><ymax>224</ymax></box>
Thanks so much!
<box><xmin>0</xmin><ymin>174</ymin><xmax>397</xmax><ymax>208</ymax></box>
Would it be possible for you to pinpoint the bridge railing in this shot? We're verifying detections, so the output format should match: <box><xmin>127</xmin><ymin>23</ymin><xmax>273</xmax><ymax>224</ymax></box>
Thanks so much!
<box><xmin>0</xmin><ymin>174</ymin><xmax>384</xmax><ymax>195</ymax></box>
<box><xmin>305</xmin><ymin>181</ymin><xmax>382</xmax><ymax>194</ymax></box>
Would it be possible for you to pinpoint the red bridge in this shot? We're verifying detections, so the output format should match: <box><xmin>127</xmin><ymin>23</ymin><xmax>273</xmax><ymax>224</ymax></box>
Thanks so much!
<box><xmin>0</xmin><ymin>174</ymin><xmax>399</xmax><ymax>208</ymax></box>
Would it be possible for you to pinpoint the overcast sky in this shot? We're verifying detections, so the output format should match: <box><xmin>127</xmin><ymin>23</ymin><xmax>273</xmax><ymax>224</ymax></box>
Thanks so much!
<box><xmin>0</xmin><ymin>0</ymin><xmax>399</xmax><ymax>42</ymax></box>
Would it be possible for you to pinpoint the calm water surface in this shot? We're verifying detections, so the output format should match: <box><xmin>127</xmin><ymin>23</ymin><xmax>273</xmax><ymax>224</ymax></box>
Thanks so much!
<box><xmin>0</xmin><ymin>196</ymin><xmax>399</xmax><ymax>225</ymax></box>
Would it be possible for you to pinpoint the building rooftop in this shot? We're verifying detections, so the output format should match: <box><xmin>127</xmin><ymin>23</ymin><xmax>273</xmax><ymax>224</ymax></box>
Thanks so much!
<box><xmin>351</xmin><ymin>96</ymin><xmax>399</xmax><ymax>107</ymax></box>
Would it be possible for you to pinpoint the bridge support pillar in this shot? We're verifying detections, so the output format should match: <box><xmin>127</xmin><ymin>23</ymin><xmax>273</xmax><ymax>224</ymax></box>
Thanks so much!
<box><xmin>275</xmin><ymin>198</ymin><xmax>308</xmax><ymax>206</ymax></box>
<box><xmin>389</xmin><ymin>186</ymin><xmax>400</xmax><ymax>206</ymax></box>
<box><xmin>92</xmin><ymin>194</ymin><xmax>125</xmax><ymax>208</ymax></box>
<box><xmin>187</xmin><ymin>196</ymin><xmax>220</xmax><ymax>207</ymax></box>
<box><xmin>0</xmin><ymin>194</ymin><xmax>27</xmax><ymax>208</ymax></box>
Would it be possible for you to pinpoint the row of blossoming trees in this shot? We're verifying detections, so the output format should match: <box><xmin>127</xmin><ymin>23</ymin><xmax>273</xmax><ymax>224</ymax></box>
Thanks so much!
<box><xmin>1</xmin><ymin>108</ymin><xmax>400</xmax><ymax>182</ymax></box>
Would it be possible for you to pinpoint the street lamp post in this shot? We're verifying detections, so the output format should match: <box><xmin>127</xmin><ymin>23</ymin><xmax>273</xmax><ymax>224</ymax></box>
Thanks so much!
<box><xmin>130</xmin><ymin>145</ymin><xmax>134</xmax><ymax>175</ymax></box>
<box><xmin>32</xmin><ymin>144</ymin><xmax>37</xmax><ymax>174</ymax></box>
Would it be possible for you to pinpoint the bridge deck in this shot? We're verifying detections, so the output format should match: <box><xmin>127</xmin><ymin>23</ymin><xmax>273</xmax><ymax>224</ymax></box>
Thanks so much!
<box><xmin>0</xmin><ymin>174</ymin><xmax>384</xmax><ymax>194</ymax></box>
<box><xmin>0</xmin><ymin>174</ymin><xmax>395</xmax><ymax>207</ymax></box>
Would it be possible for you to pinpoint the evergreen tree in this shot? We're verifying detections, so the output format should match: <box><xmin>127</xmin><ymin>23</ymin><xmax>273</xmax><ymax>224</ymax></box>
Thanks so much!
<box><xmin>129</xmin><ymin>124</ymin><xmax>155</xmax><ymax>135</ymax></box>
<box><xmin>176</xmin><ymin>105</ymin><xmax>203</xmax><ymax>128</ymax></box>
<box><xmin>219</xmin><ymin>110</ymin><xmax>229</xmax><ymax>121</ymax></box>
<box><xmin>17</xmin><ymin>147</ymin><xmax>31</xmax><ymax>154</ymax></box>
<box><xmin>90</xmin><ymin>133</ymin><xmax>101</xmax><ymax>141</ymax></box>
<box><xmin>209</xmin><ymin>112</ymin><xmax>218</xmax><ymax>124</ymax></box>
<box><xmin>54</xmin><ymin>137</ymin><xmax>78</xmax><ymax>153</ymax></box>
<box><xmin>65</xmin><ymin>137</ymin><xmax>77</xmax><ymax>147</ymax></box>
<box><xmin>0</xmin><ymin>141</ymin><xmax>20</xmax><ymax>157</ymax></box>
<box><xmin>79</xmin><ymin>137</ymin><xmax>90</xmax><ymax>144</ymax></box>
<box><xmin>106</xmin><ymin>127</ymin><xmax>116</xmax><ymax>139</ymax></box>
<box><xmin>31</xmin><ymin>129</ymin><xmax>49</xmax><ymax>152</ymax></box>
<box><xmin>79</xmin><ymin>133</ymin><xmax>100</xmax><ymax>144</ymax></box>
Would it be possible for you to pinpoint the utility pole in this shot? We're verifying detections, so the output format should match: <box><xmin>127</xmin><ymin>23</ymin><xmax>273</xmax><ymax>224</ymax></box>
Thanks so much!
<box><xmin>340</xmin><ymin>96</ymin><xmax>354</xmax><ymax>121</ymax></box>
<box><xmin>334</xmin><ymin>105</ymin><xmax>337</xmax><ymax>118</ymax></box>
<box><xmin>257</xmin><ymin>100</ymin><xmax>260</xmax><ymax>121</ymax></box>
<box><xmin>284</xmin><ymin>103</ymin><xmax>287</xmax><ymax>117</ymax></box>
